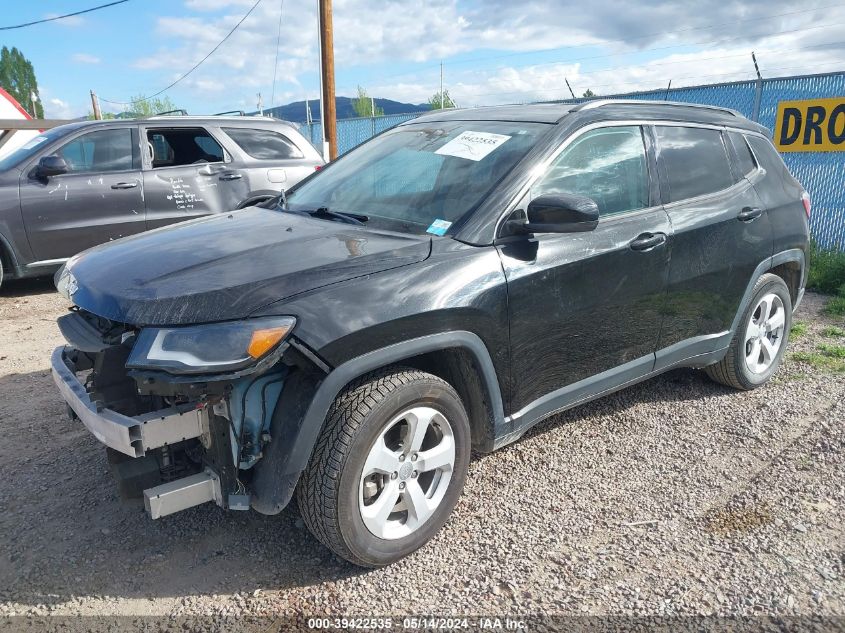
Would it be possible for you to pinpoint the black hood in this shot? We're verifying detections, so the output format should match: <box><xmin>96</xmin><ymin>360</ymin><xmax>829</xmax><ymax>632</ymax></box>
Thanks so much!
<box><xmin>61</xmin><ymin>208</ymin><xmax>431</xmax><ymax>326</ymax></box>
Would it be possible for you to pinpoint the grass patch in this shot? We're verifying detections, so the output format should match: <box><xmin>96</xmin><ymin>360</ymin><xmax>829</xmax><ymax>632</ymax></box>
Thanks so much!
<box><xmin>808</xmin><ymin>242</ymin><xmax>845</xmax><ymax>317</ymax></box>
<box><xmin>790</xmin><ymin>321</ymin><xmax>808</xmax><ymax>337</ymax></box>
<box><xmin>808</xmin><ymin>242</ymin><xmax>845</xmax><ymax>294</ymax></box>
<box><xmin>818</xmin><ymin>343</ymin><xmax>845</xmax><ymax>358</ymax></box>
<box><xmin>791</xmin><ymin>350</ymin><xmax>845</xmax><ymax>373</ymax></box>
<box><xmin>825</xmin><ymin>295</ymin><xmax>845</xmax><ymax>317</ymax></box>
<box><xmin>822</xmin><ymin>326</ymin><xmax>845</xmax><ymax>338</ymax></box>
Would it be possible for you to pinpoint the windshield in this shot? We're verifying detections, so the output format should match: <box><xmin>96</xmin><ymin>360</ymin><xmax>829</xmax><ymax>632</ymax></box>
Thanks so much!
<box><xmin>0</xmin><ymin>126</ymin><xmax>68</xmax><ymax>171</ymax></box>
<box><xmin>286</xmin><ymin>120</ymin><xmax>550</xmax><ymax>235</ymax></box>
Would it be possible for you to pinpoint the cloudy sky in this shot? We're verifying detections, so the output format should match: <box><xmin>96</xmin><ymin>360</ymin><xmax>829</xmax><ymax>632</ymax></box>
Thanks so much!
<box><xmin>3</xmin><ymin>0</ymin><xmax>844</xmax><ymax>118</ymax></box>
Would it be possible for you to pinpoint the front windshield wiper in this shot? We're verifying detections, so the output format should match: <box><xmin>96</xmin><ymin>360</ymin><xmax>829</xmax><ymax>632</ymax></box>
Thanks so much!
<box><xmin>295</xmin><ymin>206</ymin><xmax>369</xmax><ymax>226</ymax></box>
<box><xmin>269</xmin><ymin>192</ymin><xmax>368</xmax><ymax>225</ymax></box>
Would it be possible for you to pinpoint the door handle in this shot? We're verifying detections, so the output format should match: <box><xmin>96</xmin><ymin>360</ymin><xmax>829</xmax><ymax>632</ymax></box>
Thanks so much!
<box><xmin>111</xmin><ymin>181</ymin><xmax>138</xmax><ymax>189</ymax></box>
<box><xmin>737</xmin><ymin>207</ymin><xmax>763</xmax><ymax>222</ymax></box>
<box><xmin>630</xmin><ymin>232</ymin><xmax>667</xmax><ymax>251</ymax></box>
<box><xmin>219</xmin><ymin>173</ymin><xmax>243</xmax><ymax>181</ymax></box>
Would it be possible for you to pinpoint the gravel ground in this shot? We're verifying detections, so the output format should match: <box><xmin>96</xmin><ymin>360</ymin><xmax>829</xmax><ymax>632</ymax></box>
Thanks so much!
<box><xmin>0</xmin><ymin>279</ymin><xmax>843</xmax><ymax>624</ymax></box>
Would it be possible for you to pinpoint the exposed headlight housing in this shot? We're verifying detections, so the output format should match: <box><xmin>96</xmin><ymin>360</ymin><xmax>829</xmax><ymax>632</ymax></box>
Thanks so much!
<box><xmin>126</xmin><ymin>317</ymin><xmax>296</xmax><ymax>375</ymax></box>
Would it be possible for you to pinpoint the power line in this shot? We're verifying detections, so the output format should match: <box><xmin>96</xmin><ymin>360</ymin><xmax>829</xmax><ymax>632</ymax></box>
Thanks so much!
<box><xmin>101</xmin><ymin>0</ymin><xmax>263</xmax><ymax>105</ymax></box>
<box><xmin>270</xmin><ymin>0</ymin><xmax>286</xmax><ymax>107</ymax></box>
<box><xmin>0</xmin><ymin>0</ymin><xmax>130</xmax><ymax>30</ymax></box>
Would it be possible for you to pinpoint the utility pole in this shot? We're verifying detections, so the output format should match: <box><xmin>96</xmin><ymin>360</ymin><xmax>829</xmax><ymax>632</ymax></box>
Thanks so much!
<box><xmin>318</xmin><ymin>0</ymin><xmax>337</xmax><ymax>160</ymax></box>
<box><xmin>90</xmin><ymin>90</ymin><xmax>102</xmax><ymax>120</ymax></box>
<box><xmin>439</xmin><ymin>61</ymin><xmax>444</xmax><ymax>109</ymax></box>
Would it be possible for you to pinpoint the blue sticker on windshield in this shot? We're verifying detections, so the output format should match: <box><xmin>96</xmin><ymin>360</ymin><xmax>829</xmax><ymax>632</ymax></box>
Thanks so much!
<box><xmin>426</xmin><ymin>219</ymin><xmax>452</xmax><ymax>236</ymax></box>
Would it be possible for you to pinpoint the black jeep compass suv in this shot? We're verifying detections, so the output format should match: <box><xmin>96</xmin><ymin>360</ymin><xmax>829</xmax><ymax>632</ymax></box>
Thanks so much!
<box><xmin>51</xmin><ymin>100</ymin><xmax>810</xmax><ymax>567</ymax></box>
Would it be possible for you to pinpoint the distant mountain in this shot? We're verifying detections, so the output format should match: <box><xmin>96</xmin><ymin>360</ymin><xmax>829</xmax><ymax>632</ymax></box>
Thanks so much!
<box><xmin>257</xmin><ymin>97</ymin><xmax>430</xmax><ymax>123</ymax></box>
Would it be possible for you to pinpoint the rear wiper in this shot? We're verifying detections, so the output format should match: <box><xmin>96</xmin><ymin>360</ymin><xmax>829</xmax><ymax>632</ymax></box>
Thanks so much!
<box><xmin>301</xmin><ymin>207</ymin><xmax>369</xmax><ymax>226</ymax></box>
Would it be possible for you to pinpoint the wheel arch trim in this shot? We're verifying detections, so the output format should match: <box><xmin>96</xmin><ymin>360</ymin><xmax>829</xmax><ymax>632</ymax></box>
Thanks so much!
<box><xmin>0</xmin><ymin>230</ymin><xmax>22</xmax><ymax>276</ymax></box>
<box><xmin>729</xmin><ymin>248</ymin><xmax>805</xmax><ymax>336</ymax></box>
<box><xmin>289</xmin><ymin>331</ymin><xmax>505</xmax><ymax>477</ymax></box>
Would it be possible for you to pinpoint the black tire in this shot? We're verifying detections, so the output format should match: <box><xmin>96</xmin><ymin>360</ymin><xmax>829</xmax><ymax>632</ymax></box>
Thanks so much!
<box><xmin>296</xmin><ymin>366</ymin><xmax>471</xmax><ymax>567</ymax></box>
<box><xmin>705</xmin><ymin>273</ymin><xmax>792</xmax><ymax>390</ymax></box>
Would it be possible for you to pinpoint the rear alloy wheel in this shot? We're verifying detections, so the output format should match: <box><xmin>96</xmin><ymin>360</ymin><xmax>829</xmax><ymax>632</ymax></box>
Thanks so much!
<box><xmin>705</xmin><ymin>273</ymin><xmax>792</xmax><ymax>390</ymax></box>
<box><xmin>743</xmin><ymin>293</ymin><xmax>786</xmax><ymax>375</ymax></box>
<box><xmin>297</xmin><ymin>367</ymin><xmax>470</xmax><ymax>567</ymax></box>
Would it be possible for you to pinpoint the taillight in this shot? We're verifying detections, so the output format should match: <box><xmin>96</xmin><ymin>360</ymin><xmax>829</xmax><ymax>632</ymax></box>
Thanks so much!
<box><xmin>314</xmin><ymin>165</ymin><xmax>322</xmax><ymax>171</ymax></box>
<box><xmin>801</xmin><ymin>192</ymin><xmax>811</xmax><ymax>219</ymax></box>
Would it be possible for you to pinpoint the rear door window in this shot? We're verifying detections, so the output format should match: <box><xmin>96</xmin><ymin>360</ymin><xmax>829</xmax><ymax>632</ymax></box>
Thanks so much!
<box><xmin>655</xmin><ymin>126</ymin><xmax>734</xmax><ymax>203</ymax></box>
<box><xmin>146</xmin><ymin>128</ymin><xmax>225</xmax><ymax>168</ymax></box>
<box><xmin>223</xmin><ymin>127</ymin><xmax>304</xmax><ymax>159</ymax></box>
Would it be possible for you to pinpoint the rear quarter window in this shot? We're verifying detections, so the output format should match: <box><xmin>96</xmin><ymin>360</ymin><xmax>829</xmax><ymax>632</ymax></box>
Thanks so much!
<box><xmin>655</xmin><ymin>126</ymin><xmax>734</xmax><ymax>203</ymax></box>
<box><xmin>728</xmin><ymin>131</ymin><xmax>758</xmax><ymax>178</ymax></box>
<box><xmin>223</xmin><ymin>128</ymin><xmax>304</xmax><ymax>160</ymax></box>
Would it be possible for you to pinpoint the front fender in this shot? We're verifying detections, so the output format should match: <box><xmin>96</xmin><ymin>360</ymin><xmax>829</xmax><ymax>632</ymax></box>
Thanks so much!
<box><xmin>250</xmin><ymin>331</ymin><xmax>505</xmax><ymax>515</ymax></box>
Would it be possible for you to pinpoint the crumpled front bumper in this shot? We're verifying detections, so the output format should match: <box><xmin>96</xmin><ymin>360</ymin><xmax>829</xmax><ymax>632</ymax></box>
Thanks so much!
<box><xmin>50</xmin><ymin>346</ymin><xmax>207</xmax><ymax>458</ymax></box>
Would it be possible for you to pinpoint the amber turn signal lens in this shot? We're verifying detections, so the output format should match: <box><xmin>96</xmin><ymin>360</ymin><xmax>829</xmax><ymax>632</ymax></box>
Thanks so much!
<box><xmin>247</xmin><ymin>326</ymin><xmax>290</xmax><ymax>359</ymax></box>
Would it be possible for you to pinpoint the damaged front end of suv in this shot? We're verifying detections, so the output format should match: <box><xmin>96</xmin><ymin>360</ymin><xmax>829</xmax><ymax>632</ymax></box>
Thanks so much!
<box><xmin>52</xmin><ymin>291</ymin><xmax>303</xmax><ymax>518</ymax></box>
<box><xmin>47</xmin><ymin>189</ymin><xmax>437</xmax><ymax>536</ymax></box>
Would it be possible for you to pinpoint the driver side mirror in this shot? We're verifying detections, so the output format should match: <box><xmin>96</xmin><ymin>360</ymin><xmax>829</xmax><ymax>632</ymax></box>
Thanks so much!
<box><xmin>35</xmin><ymin>155</ymin><xmax>69</xmax><ymax>179</ymax></box>
<box><xmin>507</xmin><ymin>193</ymin><xmax>600</xmax><ymax>235</ymax></box>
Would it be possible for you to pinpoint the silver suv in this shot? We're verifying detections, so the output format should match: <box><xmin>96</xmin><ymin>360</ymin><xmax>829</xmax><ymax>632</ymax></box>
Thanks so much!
<box><xmin>0</xmin><ymin>115</ymin><xmax>323</xmax><ymax>289</ymax></box>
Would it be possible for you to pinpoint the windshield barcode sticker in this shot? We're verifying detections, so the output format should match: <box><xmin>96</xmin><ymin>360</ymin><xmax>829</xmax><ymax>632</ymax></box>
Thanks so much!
<box><xmin>435</xmin><ymin>131</ymin><xmax>512</xmax><ymax>161</ymax></box>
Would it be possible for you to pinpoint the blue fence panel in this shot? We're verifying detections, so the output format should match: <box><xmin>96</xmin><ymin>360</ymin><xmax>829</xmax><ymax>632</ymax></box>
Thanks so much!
<box><xmin>300</xmin><ymin>112</ymin><xmax>421</xmax><ymax>156</ymax></box>
<box><xmin>757</xmin><ymin>74</ymin><xmax>845</xmax><ymax>250</ymax></box>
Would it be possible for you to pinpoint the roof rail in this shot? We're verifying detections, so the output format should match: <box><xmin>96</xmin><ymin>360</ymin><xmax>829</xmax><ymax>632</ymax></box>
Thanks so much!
<box><xmin>573</xmin><ymin>99</ymin><xmax>740</xmax><ymax>117</ymax></box>
<box><xmin>151</xmin><ymin>109</ymin><xmax>189</xmax><ymax>117</ymax></box>
<box><xmin>213</xmin><ymin>110</ymin><xmax>246</xmax><ymax>116</ymax></box>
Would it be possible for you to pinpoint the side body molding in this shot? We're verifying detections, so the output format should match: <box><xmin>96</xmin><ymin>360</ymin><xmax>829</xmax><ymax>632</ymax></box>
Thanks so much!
<box><xmin>251</xmin><ymin>331</ymin><xmax>505</xmax><ymax>515</ymax></box>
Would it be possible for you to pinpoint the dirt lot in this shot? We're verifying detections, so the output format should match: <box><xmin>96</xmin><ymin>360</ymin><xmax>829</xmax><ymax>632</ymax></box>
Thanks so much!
<box><xmin>0</xmin><ymin>279</ymin><xmax>843</xmax><ymax>623</ymax></box>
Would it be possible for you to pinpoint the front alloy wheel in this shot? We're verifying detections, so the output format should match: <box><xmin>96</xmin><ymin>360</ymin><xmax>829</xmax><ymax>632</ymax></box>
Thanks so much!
<box><xmin>297</xmin><ymin>367</ymin><xmax>470</xmax><ymax>567</ymax></box>
<box><xmin>360</xmin><ymin>406</ymin><xmax>456</xmax><ymax>540</ymax></box>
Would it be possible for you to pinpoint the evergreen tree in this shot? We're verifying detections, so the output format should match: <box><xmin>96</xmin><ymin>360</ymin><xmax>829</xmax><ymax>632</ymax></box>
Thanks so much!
<box><xmin>0</xmin><ymin>46</ymin><xmax>43</xmax><ymax>118</ymax></box>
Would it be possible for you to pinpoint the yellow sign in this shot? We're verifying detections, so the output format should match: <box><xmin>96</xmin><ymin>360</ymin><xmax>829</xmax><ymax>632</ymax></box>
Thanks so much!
<box><xmin>774</xmin><ymin>97</ymin><xmax>845</xmax><ymax>152</ymax></box>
